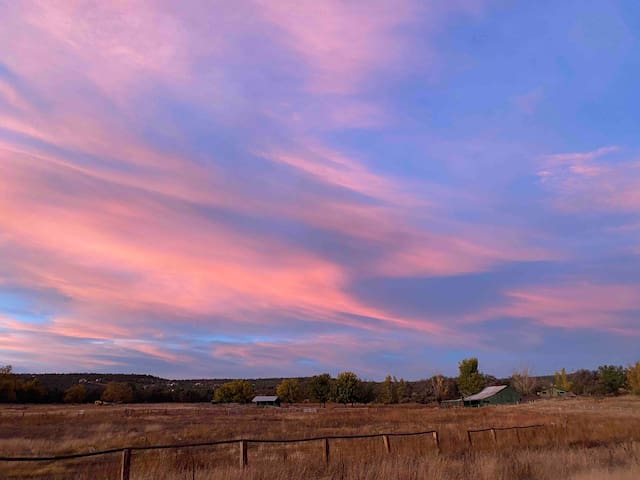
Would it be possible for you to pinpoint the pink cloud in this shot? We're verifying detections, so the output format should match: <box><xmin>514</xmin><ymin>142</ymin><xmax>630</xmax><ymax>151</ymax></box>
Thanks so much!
<box><xmin>256</xmin><ymin>139</ymin><xmax>556</xmax><ymax>278</ymax></box>
<box><xmin>210</xmin><ymin>333</ymin><xmax>410</xmax><ymax>378</ymax></box>
<box><xmin>538</xmin><ymin>146</ymin><xmax>640</xmax><ymax>213</ymax></box>
<box><xmin>377</xmin><ymin>229</ymin><xmax>553</xmax><ymax>278</ymax></box>
<box><xmin>0</xmin><ymin>0</ymin><xmax>570</xmax><ymax>375</ymax></box>
<box><xmin>0</xmin><ymin>120</ymin><xmax>557</xmax><ymax>362</ymax></box>
<box><xmin>257</xmin><ymin>0</ymin><xmax>488</xmax><ymax>95</ymax></box>
<box><xmin>256</xmin><ymin>0</ymin><xmax>418</xmax><ymax>94</ymax></box>
<box><xmin>1</xmin><ymin>2</ymin><xmax>214</xmax><ymax>104</ymax></box>
<box><xmin>540</xmin><ymin>146</ymin><xmax>619</xmax><ymax>166</ymax></box>
<box><xmin>117</xmin><ymin>341</ymin><xmax>189</xmax><ymax>364</ymax></box>
<box><xmin>0</xmin><ymin>327</ymin><xmax>124</xmax><ymax>370</ymax></box>
<box><xmin>257</xmin><ymin>141</ymin><xmax>420</xmax><ymax>206</ymax></box>
<box><xmin>480</xmin><ymin>282</ymin><xmax>640</xmax><ymax>335</ymax></box>
<box><xmin>1</xmin><ymin>147</ymin><xmax>460</xmax><ymax>343</ymax></box>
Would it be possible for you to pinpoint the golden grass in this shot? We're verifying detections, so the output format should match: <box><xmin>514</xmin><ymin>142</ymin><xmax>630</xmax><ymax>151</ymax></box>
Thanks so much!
<box><xmin>1</xmin><ymin>396</ymin><xmax>640</xmax><ymax>479</ymax></box>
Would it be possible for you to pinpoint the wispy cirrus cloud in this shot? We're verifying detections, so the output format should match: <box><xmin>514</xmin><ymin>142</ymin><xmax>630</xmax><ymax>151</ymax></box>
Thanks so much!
<box><xmin>500</xmin><ymin>282</ymin><xmax>640</xmax><ymax>336</ymax></box>
<box><xmin>1</xmin><ymin>1</ymin><xmax>639</xmax><ymax>378</ymax></box>
<box><xmin>537</xmin><ymin>146</ymin><xmax>640</xmax><ymax>213</ymax></box>
<box><xmin>256</xmin><ymin>0</ymin><xmax>419</xmax><ymax>94</ymax></box>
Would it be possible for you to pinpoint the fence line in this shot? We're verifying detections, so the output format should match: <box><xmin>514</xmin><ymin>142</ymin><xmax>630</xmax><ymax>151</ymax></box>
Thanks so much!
<box><xmin>467</xmin><ymin>424</ymin><xmax>544</xmax><ymax>434</ymax></box>
<box><xmin>466</xmin><ymin>424</ymin><xmax>545</xmax><ymax>447</ymax></box>
<box><xmin>0</xmin><ymin>425</ymin><xmax>547</xmax><ymax>479</ymax></box>
<box><xmin>0</xmin><ymin>429</ymin><xmax>439</xmax><ymax>463</ymax></box>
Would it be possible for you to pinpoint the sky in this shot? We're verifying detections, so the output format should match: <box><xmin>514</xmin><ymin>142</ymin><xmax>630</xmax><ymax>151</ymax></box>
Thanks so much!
<box><xmin>1</xmin><ymin>1</ymin><xmax>639</xmax><ymax>380</ymax></box>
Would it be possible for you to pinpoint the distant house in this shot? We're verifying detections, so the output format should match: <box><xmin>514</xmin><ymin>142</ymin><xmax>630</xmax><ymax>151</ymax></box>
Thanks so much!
<box><xmin>463</xmin><ymin>385</ymin><xmax>520</xmax><ymax>407</ymax></box>
<box><xmin>252</xmin><ymin>395</ymin><xmax>280</xmax><ymax>407</ymax></box>
<box><xmin>538</xmin><ymin>387</ymin><xmax>574</xmax><ymax>398</ymax></box>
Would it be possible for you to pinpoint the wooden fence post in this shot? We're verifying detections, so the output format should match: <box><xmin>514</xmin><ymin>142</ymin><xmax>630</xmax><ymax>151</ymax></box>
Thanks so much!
<box><xmin>491</xmin><ymin>428</ymin><xmax>497</xmax><ymax>447</ymax></box>
<box><xmin>239</xmin><ymin>440</ymin><xmax>248</xmax><ymax>469</ymax></box>
<box><xmin>515</xmin><ymin>428</ymin><xmax>521</xmax><ymax>445</ymax></box>
<box><xmin>120</xmin><ymin>449</ymin><xmax>131</xmax><ymax>480</ymax></box>
<box><xmin>323</xmin><ymin>438</ymin><xmax>330</xmax><ymax>464</ymax></box>
<box><xmin>467</xmin><ymin>431</ymin><xmax>472</xmax><ymax>447</ymax></box>
<box><xmin>382</xmin><ymin>435</ymin><xmax>391</xmax><ymax>454</ymax></box>
<box><xmin>432</xmin><ymin>431</ymin><xmax>440</xmax><ymax>454</ymax></box>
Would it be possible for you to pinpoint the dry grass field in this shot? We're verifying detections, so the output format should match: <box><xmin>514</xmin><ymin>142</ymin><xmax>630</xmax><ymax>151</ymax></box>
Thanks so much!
<box><xmin>1</xmin><ymin>396</ymin><xmax>639</xmax><ymax>479</ymax></box>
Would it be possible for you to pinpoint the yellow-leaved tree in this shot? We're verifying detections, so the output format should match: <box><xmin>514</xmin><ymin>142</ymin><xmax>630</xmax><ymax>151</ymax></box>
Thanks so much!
<box><xmin>554</xmin><ymin>368</ymin><xmax>572</xmax><ymax>391</ymax></box>
<box><xmin>627</xmin><ymin>362</ymin><xmax>640</xmax><ymax>395</ymax></box>
<box><xmin>276</xmin><ymin>378</ymin><xmax>301</xmax><ymax>403</ymax></box>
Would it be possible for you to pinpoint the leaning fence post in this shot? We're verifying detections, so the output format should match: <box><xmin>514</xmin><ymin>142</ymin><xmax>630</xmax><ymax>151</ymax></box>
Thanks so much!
<box><xmin>467</xmin><ymin>431</ymin><xmax>472</xmax><ymax>447</ymax></box>
<box><xmin>432</xmin><ymin>431</ymin><xmax>440</xmax><ymax>454</ymax></box>
<box><xmin>239</xmin><ymin>440</ymin><xmax>248</xmax><ymax>469</ymax></box>
<box><xmin>382</xmin><ymin>435</ymin><xmax>391</xmax><ymax>453</ymax></box>
<box><xmin>382</xmin><ymin>435</ymin><xmax>391</xmax><ymax>454</ymax></box>
<box><xmin>323</xmin><ymin>438</ymin><xmax>330</xmax><ymax>464</ymax></box>
<box><xmin>120</xmin><ymin>449</ymin><xmax>131</xmax><ymax>480</ymax></box>
<box><xmin>515</xmin><ymin>428</ymin><xmax>521</xmax><ymax>445</ymax></box>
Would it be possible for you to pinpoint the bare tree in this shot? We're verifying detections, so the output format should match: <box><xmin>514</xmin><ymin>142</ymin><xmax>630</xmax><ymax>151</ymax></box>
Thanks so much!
<box><xmin>430</xmin><ymin>374</ymin><xmax>448</xmax><ymax>403</ymax></box>
<box><xmin>511</xmin><ymin>367</ymin><xmax>537</xmax><ymax>395</ymax></box>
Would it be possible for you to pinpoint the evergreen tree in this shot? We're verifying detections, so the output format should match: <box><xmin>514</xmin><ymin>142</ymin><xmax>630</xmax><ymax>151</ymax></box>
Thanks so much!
<box><xmin>596</xmin><ymin>365</ymin><xmax>625</xmax><ymax>394</ymax></box>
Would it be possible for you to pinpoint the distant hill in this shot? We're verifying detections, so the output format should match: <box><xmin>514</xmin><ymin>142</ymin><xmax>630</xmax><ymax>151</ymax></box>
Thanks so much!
<box><xmin>15</xmin><ymin>373</ymin><xmax>164</xmax><ymax>390</ymax></box>
<box><xmin>10</xmin><ymin>373</ymin><xmax>297</xmax><ymax>403</ymax></box>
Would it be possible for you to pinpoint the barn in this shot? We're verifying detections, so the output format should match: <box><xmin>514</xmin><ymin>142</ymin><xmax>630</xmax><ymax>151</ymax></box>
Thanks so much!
<box><xmin>463</xmin><ymin>385</ymin><xmax>520</xmax><ymax>407</ymax></box>
<box><xmin>252</xmin><ymin>395</ymin><xmax>281</xmax><ymax>407</ymax></box>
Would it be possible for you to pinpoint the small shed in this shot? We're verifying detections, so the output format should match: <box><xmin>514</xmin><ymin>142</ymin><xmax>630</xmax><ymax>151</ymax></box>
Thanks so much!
<box><xmin>538</xmin><ymin>387</ymin><xmax>568</xmax><ymax>398</ymax></box>
<box><xmin>252</xmin><ymin>395</ymin><xmax>280</xmax><ymax>407</ymax></box>
<box><xmin>440</xmin><ymin>398</ymin><xmax>463</xmax><ymax>409</ymax></box>
<box><xmin>463</xmin><ymin>385</ymin><xmax>520</xmax><ymax>407</ymax></box>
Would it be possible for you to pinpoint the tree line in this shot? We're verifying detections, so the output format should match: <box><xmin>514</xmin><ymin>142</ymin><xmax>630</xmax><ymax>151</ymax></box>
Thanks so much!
<box><xmin>1</xmin><ymin>360</ymin><xmax>639</xmax><ymax>404</ymax></box>
<box><xmin>212</xmin><ymin>359</ymin><xmax>640</xmax><ymax>405</ymax></box>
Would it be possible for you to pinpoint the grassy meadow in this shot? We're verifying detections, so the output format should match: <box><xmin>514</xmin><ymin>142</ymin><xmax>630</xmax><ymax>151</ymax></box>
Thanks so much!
<box><xmin>1</xmin><ymin>396</ymin><xmax>639</xmax><ymax>479</ymax></box>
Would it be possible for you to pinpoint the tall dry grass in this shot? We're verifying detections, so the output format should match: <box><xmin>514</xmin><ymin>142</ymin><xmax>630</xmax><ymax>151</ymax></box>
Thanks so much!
<box><xmin>1</xmin><ymin>396</ymin><xmax>639</xmax><ymax>479</ymax></box>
